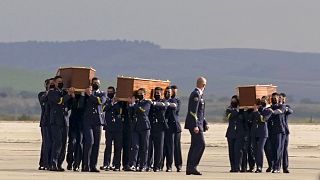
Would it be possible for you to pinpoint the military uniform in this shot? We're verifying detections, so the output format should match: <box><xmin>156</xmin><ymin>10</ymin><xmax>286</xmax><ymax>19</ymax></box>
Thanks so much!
<box><xmin>128</xmin><ymin>99</ymin><xmax>151</xmax><ymax>171</ymax></box>
<box><xmin>147</xmin><ymin>99</ymin><xmax>168</xmax><ymax>171</ymax></box>
<box><xmin>66</xmin><ymin>94</ymin><xmax>85</xmax><ymax>171</ymax></box>
<box><xmin>241</xmin><ymin>110</ymin><xmax>255</xmax><ymax>172</ymax></box>
<box><xmin>269</xmin><ymin>103</ymin><xmax>286</xmax><ymax>172</ymax></box>
<box><xmin>251</xmin><ymin>107</ymin><xmax>273</xmax><ymax>172</ymax></box>
<box><xmin>82</xmin><ymin>89</ymin><xmax>106</xmax><ymax>171</ymax></box>
<box><xmin>281</xmin><ymin>104</ymin><xmax>293</xmax><ymax>172</ymax></box>
<box><xmin>225</xmin><ymin>107</ymin><xmax>246</xmax><ymax>172</ymax></box>
<box><xmin>184</xmin><ymin>88</ymin><xmax>207</xmax><ymax>174</ymax></box>
<box><xmin>38</xmin><ymin>91</ymin><xmax>51</xmax><ymax>169</ymax></box>
<box><xmin>102</xmin><ymin>100</ymin><xmax>124</xmax><ymax>170</ymax></box>
<box><xmin>163</xmin><ymin>97</ymin><xmax>182</xmax><ymax>171</ymax></box>
<box><xmin>47</xmin><ymin>88</ymin><xmax>72</xmax><ymax>170</ymax></box>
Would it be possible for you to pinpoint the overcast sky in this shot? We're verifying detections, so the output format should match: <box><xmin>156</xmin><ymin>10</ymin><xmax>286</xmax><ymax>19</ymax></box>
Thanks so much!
<box><xmin>1</xmin><ymin>0</ymin><xmax>320</xmax><ymax>52</ymax></box>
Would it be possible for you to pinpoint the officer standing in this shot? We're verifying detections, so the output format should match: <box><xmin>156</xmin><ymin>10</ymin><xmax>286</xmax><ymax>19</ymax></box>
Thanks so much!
<box><xmin>279</xmin><ymin>93</ymin><xmax>293</xmax><ymax>173</ymax></box>
<box><xmin>127</xmin><ymin>88</ymin><xmax>152</xmax><ymax>172</ymax></box>
<box><xmin>251</xmin><ymin>96</ymin><xmax>273</xmax><ymax>173</ymax></box>
<box><xmin>225</xmin><ymin>95</ymin><xmax>245</xmax><ymax>173</ymax></box>
<box><xmin>47</xmin><ymin>76</ymin><xmax>75</xmax><ymax>171</ymax></box>
<box><xmin>147</xmin><ymin>87</ymin><xmax>168</xmax><ymax>172</ymax></box>
<box><xmin>82</xmin><ymin>77</ymin><xmax>106</xmax><ymax>172</ymax></box>
<box><xmin>101</xmin><ymin>86</ymin><xmax>123</xmax><ymax>171</ymax></box>
<box><xmin>185</xmin><ymin>77</ymin><xmax>209</xmax><ymax>175</ymax></box>
<box><xmin>269</xmin><ymin>93</ymin><xmax>286</xmax><ymax>173</ymax></box>
<box><xmin>241</xmin><ymin>108</ymin><xmax>255</xmax><ymax>173</ymax></box>
<box><xmin>38</xmin><ymin>79</ymin><xmax>50</xmax><ymax>170</ymax></box>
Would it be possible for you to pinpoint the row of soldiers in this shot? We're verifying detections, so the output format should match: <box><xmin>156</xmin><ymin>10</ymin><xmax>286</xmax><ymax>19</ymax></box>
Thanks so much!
<box><xmin>225</xmin><ymin>92</ymin><xmax>293</xmax><ymax>173</ymax></box>
<box><xmin>38</xmin><ymin>76</ymin><xmax>183</xmax><ymax>172</ymax></box>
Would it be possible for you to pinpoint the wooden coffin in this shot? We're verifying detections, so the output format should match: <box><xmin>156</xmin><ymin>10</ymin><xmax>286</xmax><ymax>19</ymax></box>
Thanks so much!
<box><xmin>237</xmin><ymin>85</ymin><xmax>277</xmax><ymax>107</ymax></box>
<box><xmin>116</xmin><ymin>76</ymin><xmax>171</xmax><ymax>101</ymax></box>
<box><xmin>56</xmin><ymin>67</ymin><xmax>96</xmax><ymax>92</ymax></box>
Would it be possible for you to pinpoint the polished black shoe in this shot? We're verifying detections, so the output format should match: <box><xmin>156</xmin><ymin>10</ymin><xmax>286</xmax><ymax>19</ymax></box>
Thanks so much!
<box><xmin>113</xmin><ymin>168</ymin><xmax>120</xmax><ymax>172</ymax></box>
<box><xmin>166</xmin><ymin>168</ymin><xmax>172</xmax><ymax>172</ymax></box>
<box><xmin>153</xmin><ymin>168</ymin><xmax>160</xmax><ymax>172</ymax></box>
<box><xmin>73</xmin><ymin>167</ymin><xmax>80</xmax><ymax>172</ymax></box>
<box><xmin>186</xmin><ymin>170</ymin><xmax>202</xmax><ymax>175</ymax></box>
<box><xmin>272</xmin><ymin>170</ymin><xmax>280</xmax><ymax>173</ymax></box>
<box><xmin>230</xmin><ymin>169</ymin><xmax>239</xmax><ymax>173</ymax></box>
<box><xmin>266</xmin><ymin>167</ymin><xmax>272</xmax><ymax>172</ymax></box>
<box><xmin>38</xmin><ymin>166</ymin><xmax>46</xmax><ymax>170</ymax></box>
<box><xmin>247</xmin><ymin>168</ymin><xmax>254</xmax><ymax>173</ymax></box>
<box><xmin>67</xmin><ymin>164</ymin><xmax>72</xmax><ymax>171</ymax></box>
<box><xmin>90</xmin><ymin>168</ymin><xmax>100</xmax><ymax>172</ymax></box>
<box><xmin>177</xmin><ymin>168</ymin><xmax>182</xmax><ymax>172</ymax></box>
<box><xmin>57</xmin><ymin>167</ymin><xmax>65</xmax><ymax>172</ymax></box>
<box><xmin>240</xmin><ymin>169</ymin><xmax>246</xmax><ymax>173</ymax></box>
<box><xmin>124</xmin><ymin>166</ymin><xmax>136</xmax><ymax>171</ymax></box>
<box><xmin>81</xmin><ymin>168</ymin><xmax>90</xmax><ymax>172</ymax></box>
<box><xmin>255</xmin><ymin>168</ymin><xmax>262</xmax><ymax>173</ymax></box>
<box><xmin>283</xmin><ymin>169</ymin><xmax>290</xmax><ymax>173</ymax></box>
<box><xmin>139</xmin><ymin>168</ymin><xmax>147</xmax><ymax>172</ymax></box>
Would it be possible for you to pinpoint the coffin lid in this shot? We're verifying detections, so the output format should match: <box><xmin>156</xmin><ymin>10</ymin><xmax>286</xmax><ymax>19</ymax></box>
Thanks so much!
<box><xmin>56</xmin><ymin>66</ymin><xmax>96</xmax><ymax>75</ymax></box>
<box><xmin>236</xmin><ymin>84</ymin><xmax>277</xmax><ymax>88</ymax></box>
<box><xmin>117</xmin><ymin>75</ymin><xmax>170</xmax><ymax>82</ymax></box>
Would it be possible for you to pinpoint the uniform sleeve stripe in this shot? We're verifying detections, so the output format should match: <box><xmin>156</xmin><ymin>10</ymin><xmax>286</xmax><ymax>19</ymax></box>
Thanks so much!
<box><xmin>190</xmin><ymin>111</ymin><xmax>198</xmax><ymax>121</ymax></box>
<box><xmin>57</xmin><ymin>97</ymin><xmax>63</xmax><ymax>105</ymax></box>
<box><xmin>227</xmin><ymin>113</ymin><xmax>231</xmax><ymax>120</ymax></box>
<box><xmin>97</xmin><ymin>97</ymin><xmax>102</xmax><ymax>104</ymax></box>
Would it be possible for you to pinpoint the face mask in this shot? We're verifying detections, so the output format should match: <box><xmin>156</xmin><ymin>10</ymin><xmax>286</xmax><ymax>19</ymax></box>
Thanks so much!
<box><xmin>137</xmin><ymin>95</ymin><xmax>143</xmax><ymax>100</ymax></box>
<box><xmin>49</xmin><ymin>84</ymin><xmax>55</xmax><ymax>89</ymax></box>
<box><xmin>261</xmin><ymin>102</ymin><xmax>267</xmax><ymax>107</ymax></box>
<box><xmin>57</xmin><ymin>82</ymin><xmax>64</xmax><ymax>89</ymax></box>
<box><xmin>92</xmin><ymin>83</ymin><xmax>99</xmax><ymax>91</ymax></box>
<box><xmin>231</xmin><ymin>101</ymin><xmax>238</xmax><ymax>108</ymax></box>
<box><xmin>271</xmin><ymin>98</ymin><xmax>277</xmax><ymax>104</ymax></box>
<box><xmin>107</xmin><ymin>93</ymin><xmax>115</xmax><ymax>99</ymax></box>
<box><xmin>154</xmin><ymin>94</ymin><xmax>161</xmax><ymax>100</ymax></box>
<box><xmin>171</xmin><ymin>94</ymin><xmax>176</xmax><ymax>98</ymax></box>
<box><xmin>165</xmin><ymin>92</ymin><xmax>170</xmax><ymax>99</ymax></box>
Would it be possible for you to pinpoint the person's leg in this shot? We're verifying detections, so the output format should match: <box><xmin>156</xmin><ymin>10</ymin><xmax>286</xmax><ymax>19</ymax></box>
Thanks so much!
<box><xmin>174</xmin><ymin>132</ymin><xmax>183</xmax><ymax>171</ymax></box>
<box><xmin>89</xmin><ymin>125</ymin><xmax>101</xmax><ymax>170</ymax></box>
<box><xmin>82</xmin><ymin>126</ymin><xmax>94</xmax><ymax>171</ymax></box>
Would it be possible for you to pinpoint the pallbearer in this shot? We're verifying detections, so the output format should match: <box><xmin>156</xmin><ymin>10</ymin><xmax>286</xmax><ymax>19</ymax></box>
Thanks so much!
<box><xmin>279</xmin><ymin>93</ymin><xmax>293</xmax><ymax>173</ymax></box>
<box><xmin>251</xmin><ymin>96</ymin><xmax>273</xmax><ymax>173</ymax></box>
<box><xmin>101</xmin><ymin>86</ymin><xmax>123</xmax><ymax>171</ymax></box>
<box><xmin>48</xmin><ymin>76</ymin><xmax>75</xmax><ymax>171</ymax></box>
<box><xmin>82</xmin><ymin>77</ymin><xmax>106</xmax><ymax>172</ymax></box>
<box><xmin>225</xmin><ymin>95</ymin><xmax>245</xmax><ymax>173</ymax></box>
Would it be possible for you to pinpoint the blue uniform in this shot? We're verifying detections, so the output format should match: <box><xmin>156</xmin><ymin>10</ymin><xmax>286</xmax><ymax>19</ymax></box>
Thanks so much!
<box><xmin>163</xmin><ymin>97</ymin><xmax>183</xmax><ymax>170</ymax></box>
<box><xmin>281</xmin><ymin>104</ymin><xmax>293</xmax><ymax>171</ymax></box>
<box><xmin>241</xmin><ymin>110</ymin><xmax>255</xmax><ymax>172</ymax></box>
<box><xmin>128</xmin><ymin>99</ymin><xmax>152</xmax><ymax>170</ymax></box>
<box><xmin>38</xmin><ymin>91</ymin><xmax>51</xmax><ymax>169</ymax></box>
<box><xmin>82</xmin><ymin>90</ymin><xmax>106</xmax><ymax>171</ymax></box>
<box><xmin>225</xmin><ymin>107</ymin><xmax>246</xmax><ymax>172</ymax></box>
<box><xmin>66</xmin><ymin>94</ymin><xmax>85</xmax><ymax>170</ymax></box>
<box><xmin>147</xmin><ymin>99</ymin><xmax>168</xmax><ymax>171</ymax></box>
<box><xmin>251</xmin><ymin>107</ymin><xmax>272</xmax><ymax>170</ymax></box>
<box><xmin>47</xmin><ymin>88</ymin><xmax>72</xmax><ymax>170</ymax></box>
<box><xmin>102</xmin><ymin>99</ymin><xmax>124</xmax><ymax>169</ymax></box>
<box><xmin>185</xmin><ymin>88</ymin><xmax>207</xmax><ymax>172</ymax></box>
<box><xmin>269</xmin><ymin>103</ymin><xmax>286</xmax><ymax>172</ymax></box>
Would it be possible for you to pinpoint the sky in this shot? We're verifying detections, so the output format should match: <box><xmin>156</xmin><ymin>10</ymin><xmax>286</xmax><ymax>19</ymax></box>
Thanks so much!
<box><xmin>1</xmin><ymin>0</ymin><xmax>320</xmax><ymax>52</ymax></box>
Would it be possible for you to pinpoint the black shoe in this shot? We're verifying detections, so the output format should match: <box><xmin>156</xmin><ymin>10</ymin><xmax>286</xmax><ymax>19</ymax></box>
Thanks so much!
<box><xmin>240</xmin><ymin>169</ymin><xmax>246</xmax><ymax>173</ymax></box>
<box><xmin>67</xmin><ymin>164</ymin><xmax>72</xmax><ymax>171</ymax></box>
<box><xmin>166</xmin><ymin>168</ymin><xmax>172</xmax><ymax>172</ymax></box>
<box><xmin>81</xmin><ymin>167</ymin><xmax>90</xmax><ymax>172</ymax></box>
<box><xmin>186</xmin><ymin>170</ymin><xmax>202</xmax><ymax>175</ymax></box>
<box><xmin>177</xmin><ymin>168</ymin><xmax>182</xmax><ymax>172</ymax></box>
<box><xmin>101</xmin><ymin>166</ymin><xmax>111</xmax><ymax>171</ymax></box>
<box><xmin>113</xmin><ymin>168</ymin><xmax>120</xmax><ymax>172</ymax></box>
<box><xmin>38</xmin><ymin>166</ymin><xmax>46</xmax><ymax>170</ymax></box>
<box><xmin>283</xmin><ymin>169</ymin><xmax>290</xmax><ymax>173</ymax></box>
<box><xmin>255</xmin><ymin>168</ymin><xmax>262</xmax><ymax>173</ymax></box>
<box><xmin>57</xmin><ymin>167</ymin><xmax>65</xmax><ymax>172</ymax></box>
<box><xmin>153</xmin><ymin>168</ymin><xmax>160</xmax><ymax>172</ymax></box>
<box><xmin>73</xmin><ymin>167</ymin><xmax>80</xmax><ymax>172</ymax></box>
<box><xmin>266</xmin><ymin>167</ymin><xmax>272</xmax><ymax>172</ymax></box>
<box><xmin>272</xmin><ymin>170</ymin><xmax>280</xmax><ymax>173</ymax></box>
<box><xmin>247</xmin><ymin>168</ymin><xmax>254</xmax><ymax>173</ymax></box>
<box><xmin>90</xmin><ymin>168</ymin><xmax>100</xmax><ymax>172</ymax></box>
<box><xmin>124</xmin><ymin>166</ymin><xmax>136</xmax><ymax>172</ymax></box>
<box><xmin>230</xmin><ymin>169</ymin><xmax>239</xmax><ymax>173</ymax></box>
<box><xmin>139</xmin><ymin>168</ymin><xmax>147</xmax><ymax>172</ymax></box>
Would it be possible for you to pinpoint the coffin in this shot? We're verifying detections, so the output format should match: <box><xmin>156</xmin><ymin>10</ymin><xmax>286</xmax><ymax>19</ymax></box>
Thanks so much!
<box><xmin>116</xmin><ymin>76</ymin><xmax>171</xmax><ymax>101</ymax></box>
<box><xmin>237</xmin><ymin>85</ymin><xmax>277</xmax><ymax>107</ymax></box>
<box><xmin>56</xmin><ymin>67</ymin><xmax>96</xmax><ymax>92</ymax></box>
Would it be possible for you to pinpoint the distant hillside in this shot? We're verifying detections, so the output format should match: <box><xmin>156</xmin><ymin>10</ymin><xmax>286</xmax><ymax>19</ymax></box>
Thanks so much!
<box><xmin>1</xmin><ymin>40</ymin><xmax>320</xmax><ymax>101</ymax></box>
